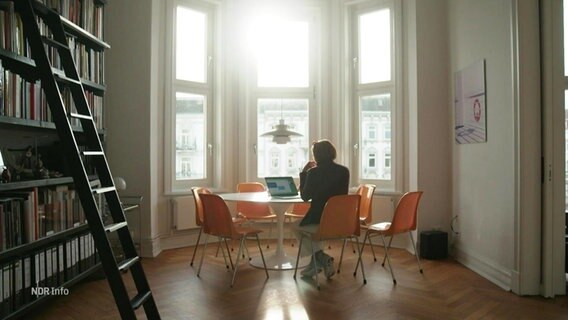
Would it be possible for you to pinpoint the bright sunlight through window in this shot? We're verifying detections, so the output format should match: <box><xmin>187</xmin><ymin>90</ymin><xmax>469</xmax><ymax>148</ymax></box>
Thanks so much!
<box><xmin>359</xmin><ymin>9</ymin><xmax>391</xmax><ymax>84</ymax></box>
<box><xmin>176</xmin><ymin>7</ymin><xmax>206</xmax><ymax>83</ymax></box>
<box><xmin>247</xmin><ymin>17</ymin><xmax>309</xmax><ymax>87</ymax></box>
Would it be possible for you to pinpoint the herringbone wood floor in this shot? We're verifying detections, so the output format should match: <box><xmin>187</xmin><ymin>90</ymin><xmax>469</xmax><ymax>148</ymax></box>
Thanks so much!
<box><xmin>26</xmin><ymin>240</ymin><xmax>568</xmax><ymax>320</ymax></box>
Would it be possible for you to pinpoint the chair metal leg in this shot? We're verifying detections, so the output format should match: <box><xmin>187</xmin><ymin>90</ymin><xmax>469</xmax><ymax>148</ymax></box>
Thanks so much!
<box><xmin>367</xmin><ymin>232</ymin><xmax>378</xmax><ymax>261</ymax></box>
<box><xmin>354</xmin><ymin>237</ymin><xmax>367</xmax><ymax>284</ymax></box>
<box><xmin>230</xmin><ymin>237</ymin><xmax>245</xmax><ymax>287</ymax></box>
<box><xmin>381</xmin><ymin>234</ymin><xmax>396</xmax><ymax>284</ymax></box>
<box><xmin>255</xmin><ymin>234</ymin><xmax>269</xmax><ymax>279</ymax></box>
<box><xmin>197</xmin><ymin>234</ymin><xmax>210</xmax><ymax>277</ymax></box>
<box><xmin>190</xmin><ymin>227</ymin><xmax>203</xmax><ymax>266</ymax></box>
<box><xmin>217</xmin><ymin>237</ymin><xmax>230</xmax><ymax>270</ymax></box>
<box><xmin>337</xmin><ymin>238</ymin><xmax>347</xmax><ymax>274</ymax></box>
<box><xmin>293</xmin><ymin>235</ymin><xmax>304</xmax><ymax>279</ymax></box>
<box><xmin>409</xmin><ymin>231</ymin><xmax>423</xmax><ymax>273</ymax></box>
<box><xmin>266</xmin><ymin>219</ymin><xmax>273</xmax><ymax>249</ymax></box>
<box><xmin>215</xmin><ymin>239</ymin><xmax>225</xmax><ymax>258</ymax></box>
<box><xmin>381</xmin><ymin>236</ymin><xmax>394</xmax><ymax>267</ymax></box>
<box><xmin>224</xmin><ymin>238</ymin><xmax>234</xmax><ymax>270</ymax></box>
<box><xmin>354</xmin><ymin>231</ymin><xmax>369</xmax><ymax>275</ymax></box>
<box><xmin>286</xmin><ymin>216</ymin><xmax>296</xmax><ymax>247</ymax></box>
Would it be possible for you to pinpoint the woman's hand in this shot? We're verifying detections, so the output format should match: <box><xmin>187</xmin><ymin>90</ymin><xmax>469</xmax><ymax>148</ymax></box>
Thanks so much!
<box><xmin>302</xmin><ymin>161</ymin><xmax>317</xmax><ymax>173</ymax></box>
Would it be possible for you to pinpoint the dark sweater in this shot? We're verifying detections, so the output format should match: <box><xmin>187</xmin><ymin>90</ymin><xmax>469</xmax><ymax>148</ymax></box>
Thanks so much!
<box><xmin>299</xmin><ymin>161</ymin><xmax>350</xmax><ymax>226</ymax></box>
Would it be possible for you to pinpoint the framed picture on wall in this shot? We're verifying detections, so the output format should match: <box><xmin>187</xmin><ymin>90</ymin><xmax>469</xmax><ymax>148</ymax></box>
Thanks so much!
<box><xmin>454</xmin><ymin>59</ymin><xmax>487</xmax><ymax>144</ymax></box>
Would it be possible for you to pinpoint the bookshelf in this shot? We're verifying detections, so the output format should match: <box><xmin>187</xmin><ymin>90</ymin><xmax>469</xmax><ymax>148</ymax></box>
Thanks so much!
<box><xmin>0</xmin><ymin>0</ymin><xmax>108</xmax><ymax>318</ymax></box>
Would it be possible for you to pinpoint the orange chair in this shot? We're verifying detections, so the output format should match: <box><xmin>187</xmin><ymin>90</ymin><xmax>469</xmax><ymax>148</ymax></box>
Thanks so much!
<box><xmin>293</xmin><ymin>194</ymin><xmax>366</xmax><ymax>290</ymax></box>
<box><xmin>337</xmin><ymin>184</ymin><xmax>376</xmax><ymax>272</ymax></box>
<box><xmin>285</xmin><ymin>202</ymin><xmax>310</xmax><ymax>246</ymax></box>
<box><xmin>357</xmin><ymin>184</ymin><xmax>376</xmax><ymax>226</ymax></box>
<box><xmin>190</xmin><ymin>187</ymin><xmax>212</xmax><ymax>267</ymax></box>
<box><xmin>197</xmin><ymin>194</ymin><xmax>269</xmax><ymax>287</ymax></box>
<box><xmin>237</xmin><ymin>182</ymin><xmax>276</xmax><ymax>247</ymax></box>
<box><xmin>191</xmin><ymin>187</ymin><xmax>241</xmax><ymax>268</ymax></box>
<box><xmin>356</xmin><ymin>191</ymin><xmax>424</xmax><ymax>284</ymax></box>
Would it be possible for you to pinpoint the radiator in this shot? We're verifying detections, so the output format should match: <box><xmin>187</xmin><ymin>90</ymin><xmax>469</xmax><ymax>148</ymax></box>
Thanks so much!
<box><xmin>171</xmin><ymin>196</ymin><xmax>197</xmax><ymax>230</ymax></box>
<box><xmin>371</xmin><ymin>195</ymin><xmax>397</xmax><ymax>224</ymax></box>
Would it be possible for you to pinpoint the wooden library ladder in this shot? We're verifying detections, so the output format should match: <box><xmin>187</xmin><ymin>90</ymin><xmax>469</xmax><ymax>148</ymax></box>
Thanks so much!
<box><xmin>15</xmin><ymin>0</ymin><xmax>161</xmax><ymax>319</ymax></box>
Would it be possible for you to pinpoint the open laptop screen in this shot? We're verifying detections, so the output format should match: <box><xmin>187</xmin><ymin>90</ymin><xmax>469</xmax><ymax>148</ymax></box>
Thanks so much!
<box><xmin>264</xmin><ymin>177</ymin><xmax>299</xmax><ymax>197</ymax></box>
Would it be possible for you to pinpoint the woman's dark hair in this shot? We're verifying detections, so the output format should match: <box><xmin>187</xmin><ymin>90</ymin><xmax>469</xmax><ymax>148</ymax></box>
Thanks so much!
<box><xmin>312</xmin><ymin>139</ymin><xmax>337</xmax><ymax>164</ymax></box>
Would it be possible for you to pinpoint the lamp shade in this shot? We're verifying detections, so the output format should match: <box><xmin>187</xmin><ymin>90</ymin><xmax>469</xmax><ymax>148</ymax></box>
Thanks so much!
<box><xmin>260</xmin><ymin>119</ymin><xmax>302</xmax><ymax>144</ymax></box>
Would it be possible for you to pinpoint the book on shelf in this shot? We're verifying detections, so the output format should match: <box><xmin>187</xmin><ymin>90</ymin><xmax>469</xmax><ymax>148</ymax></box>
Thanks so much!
<box><xmin>0</xmin><ymin>184</ymin><xmax>89</xmax><ymax>247</ymax></box>
<box><xmin>0</xmin><ymin>0</ymin><xmax>108</xmax><ymax>317</ymax></box>
<box><xmin>0</xmin><ymin>233</ymin><xmax>98</xmax><ymax>317</ymax></box>
<box><xmin>0</xmin><ymin>0</ymin><xmax>106</xmax><ymax>130</ymax></box>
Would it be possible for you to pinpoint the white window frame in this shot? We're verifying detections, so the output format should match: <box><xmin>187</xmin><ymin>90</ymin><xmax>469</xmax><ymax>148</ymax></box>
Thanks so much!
<box><xmin>245</xmin><ymin>6</ymin><xmax>321</xmax><ymax>182</ymax></box>
<box><xmin>347</xmin><ymin>0</ymin><xmax>402</xmax><ymax>192</ymax></box>
<box><xmin>165</xmin><ymin>0</ymin><xmax>217</xmax><ymax>193</ymax></box>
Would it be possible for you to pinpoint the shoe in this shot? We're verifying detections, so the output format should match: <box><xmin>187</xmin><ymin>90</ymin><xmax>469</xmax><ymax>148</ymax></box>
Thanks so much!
<box><xmin>301</xmin><ymin>256</ymin><xmax>321</xmax><ymax>277</ymax></box>
<box><xmin>319</xmin><ymin>253</ymin><xmax>335</xmax><ymax>279</ymax></box>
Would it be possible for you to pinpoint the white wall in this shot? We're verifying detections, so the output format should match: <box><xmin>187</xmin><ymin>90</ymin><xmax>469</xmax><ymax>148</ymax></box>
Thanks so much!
<box><xmin>105</xmin><ymin>0</ymin><xmax>172</xmax><ymax>257</ymax></box>
<box><xmin>403</xmin><ymin>0</ymin><xmax>452</xmax><ymax>253</ymax></box>
<box><xmin>448</xmin><ymin>0</ymin><xmax>519</xmax><ymax>290</ymax></box>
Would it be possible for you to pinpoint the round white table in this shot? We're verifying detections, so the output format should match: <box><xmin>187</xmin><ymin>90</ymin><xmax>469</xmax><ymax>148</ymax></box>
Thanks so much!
<box><xmin>219</xmin><ymin>192</ymin><xmax>309</xmax><ymax>270</ymax></box>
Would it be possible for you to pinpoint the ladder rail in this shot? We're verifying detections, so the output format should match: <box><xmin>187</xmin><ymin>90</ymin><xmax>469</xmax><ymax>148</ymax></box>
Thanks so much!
<box><xmin>15</xmin><ymin>1</ymin><xmax>161</xmax><ymax>319</ymax></box>
<box><xmin>45</xmin><ymin>13</ymin><xmax>158</xmax><ymax>317</ymax></box>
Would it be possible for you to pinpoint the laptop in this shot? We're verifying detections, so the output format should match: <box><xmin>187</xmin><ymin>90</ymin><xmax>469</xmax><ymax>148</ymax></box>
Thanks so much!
<box><xmin>264</xmin><ymin>176</ymin><xmax>300</xmax><ymax>198</ymax></box>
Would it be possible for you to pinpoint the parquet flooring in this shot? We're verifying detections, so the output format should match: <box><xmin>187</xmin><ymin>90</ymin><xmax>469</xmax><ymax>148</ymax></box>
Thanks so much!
<box><xmin>26</xmin><ymin>240</ymin><xmax>568</xmax><ymax>319</ymax></box>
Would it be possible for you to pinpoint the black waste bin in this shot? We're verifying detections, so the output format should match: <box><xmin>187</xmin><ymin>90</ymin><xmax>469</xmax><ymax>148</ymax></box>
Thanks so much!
<box><xmin>420</xmin><ymin>230</ymin><xmax>448</xmax><ymax>260</ymax></box>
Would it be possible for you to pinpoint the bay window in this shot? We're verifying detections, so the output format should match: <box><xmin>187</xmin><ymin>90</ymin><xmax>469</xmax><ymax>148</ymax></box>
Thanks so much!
<box><xmin>164</xmin><ymin>0</ymin><xmax>402</xmax><ymax>193</ymax></box>
<box><xmin>247</xmin><ymin>10</ymin><xmax>316</xmax><ymax>179</ymax></box>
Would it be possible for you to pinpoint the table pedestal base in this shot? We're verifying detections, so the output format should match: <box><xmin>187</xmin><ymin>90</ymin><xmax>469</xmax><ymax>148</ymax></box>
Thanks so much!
<box><xmin>250</xmin><ymin>251</ymin><xmax>310</xmax><ymax>270</ymax></box>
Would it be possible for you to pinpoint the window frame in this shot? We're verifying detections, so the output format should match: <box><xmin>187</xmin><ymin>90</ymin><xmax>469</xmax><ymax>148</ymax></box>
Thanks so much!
<box><xmin>245</xmin><ymin>7</ymin><xmax>321</xmax><ymax>182</ymax></box>
<box><xmin>347</xmin><ymin>0</ymin><xmax>402</xmax><ymax>192</ymax></box>
<box><xmin>165</xmin><ymin>0</ymin><xmax>217</xmax><ymax>193</ymax></box>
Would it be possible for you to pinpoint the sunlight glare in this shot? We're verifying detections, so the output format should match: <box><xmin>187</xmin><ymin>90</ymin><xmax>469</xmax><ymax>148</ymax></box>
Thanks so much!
<box><xmin>359</xmin><ymin>9</ymin><xmax>391</xmax><ymax>84</ymax></box>
<box><xmin>176</xmin><ymin>7</ymin><xmax>206</xmax><ymax>83</ymax></box>
<box><xmin>246</xmin><ymin>13</ymin><xmax>309</xmax><ymax>87</ymax></box>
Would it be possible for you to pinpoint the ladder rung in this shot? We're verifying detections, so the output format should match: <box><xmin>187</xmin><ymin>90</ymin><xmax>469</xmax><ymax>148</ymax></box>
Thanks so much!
<box><xmin>131</xmin><ymin>291</ymin><xmax>152</xmax><ymax>310</ymax></box>
<box><xmin>54</xmin><ymin>74</ymin><xmax>82</xmax><ymax>86</ymax></box>
<box><xmin>93</xmin><ymin>186</ymin><xmax>116</xmax><ymax>194</ymax></box>
<box><xmin>70</xmin><ymin>112</ymin><xmax>93</xmax><ymax>121</ymax></box>
<box><xmin>118</xmin><ymin>256</ymin><xmax>140</xmax><ymax>272</ymax></box>
<box><xmin>41</xmin><ymin>36</ymin><xmax>69</xmax><ymax>50</ymax></box>
<box><xmin>82</xmin><ymin>151</ymin><xmax>104</xmax><ymax>156</ymax></box>
<box><xmin>104</xmin><ymin>221</ymin><xmax>127</xmax><ymax>233</ymax></box>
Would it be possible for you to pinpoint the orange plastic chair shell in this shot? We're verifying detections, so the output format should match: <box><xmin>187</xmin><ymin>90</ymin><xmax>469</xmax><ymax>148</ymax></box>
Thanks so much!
<box><xmin>294</xmin><ymin>194</ymin><xmax>366</xmax><ymax>288</ymax></box>
<box><xmin>236</xmin><ymin>182</ymin><xmax>276</xmax><ymax>220</ymax></box>
<box><xmin>285</xmin><ymin>202</ymin><xmax>310</xmax><ymax>219</ymax></box>
<box><xmin>368</xmin><ymin>191</ymin><xmax>423</xmax><ymax>236</ymax></box>
<box><xmin>356</xmin><ymin>184</ymin><xmax>376</xmax><ymax>225</ymax></box>
<box><xmin>312</xmin><ymin>194</ymin><xmax>361</xmax><ymax>241</ymax></box>
<box><xmin>198</xmin><ymin>193</ymin><xmax>269</xmax><ymax>287</ymax></box>
<box><xmin>191</xmin><ymin>187</ymin><xmax>212</xmax><ymax>228</ymax></box>
<box><xmin>200</xmin><ymin>193</ymin><xmax>262</xmax><ymax>240</ymax></box>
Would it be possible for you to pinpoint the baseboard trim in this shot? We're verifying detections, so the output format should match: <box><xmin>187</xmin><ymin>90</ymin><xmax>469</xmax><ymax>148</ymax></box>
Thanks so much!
<box><xmin>453</xmin><ymin>246</ymin><xmax>511</xmax><ymax>291</ymax></box>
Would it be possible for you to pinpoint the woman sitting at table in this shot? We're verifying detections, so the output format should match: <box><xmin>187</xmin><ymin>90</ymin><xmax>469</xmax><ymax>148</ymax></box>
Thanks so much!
<box><xmin>296</xmin><ymin>139</ymin><xmax>349</xmax><ymax>278</ymax></box>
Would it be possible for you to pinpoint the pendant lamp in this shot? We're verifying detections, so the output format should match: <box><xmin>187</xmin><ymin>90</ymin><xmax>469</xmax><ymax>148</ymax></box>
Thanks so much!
<box><xmin>259</xmin><ymin>101</ymin><xmax>302</xmax><ymax>144</ymax></box>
